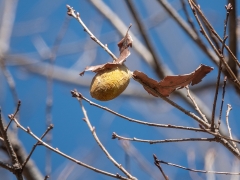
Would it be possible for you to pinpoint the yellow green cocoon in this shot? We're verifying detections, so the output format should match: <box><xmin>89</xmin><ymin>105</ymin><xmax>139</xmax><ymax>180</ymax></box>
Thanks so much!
<box><xmin>90</xmin><ymin>65</ymin><xmax>131</xmax><ymax>101</ymax></box>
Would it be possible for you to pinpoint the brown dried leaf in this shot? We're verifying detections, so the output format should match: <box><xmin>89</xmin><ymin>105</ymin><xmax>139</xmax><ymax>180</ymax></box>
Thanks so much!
<box><xmin>133</xmin><ymin>64</ymin><xmax>213</xmax><ymax>97</ymax></box>
<box><xmin>116</xmin><ymin>24</ymin><xmax>133</xmax><ymax>64</ymax></box>
<box><xmin>80</xmin><ymin>63</ymin><xmax>118</xmax><ymax>76</ymax></box>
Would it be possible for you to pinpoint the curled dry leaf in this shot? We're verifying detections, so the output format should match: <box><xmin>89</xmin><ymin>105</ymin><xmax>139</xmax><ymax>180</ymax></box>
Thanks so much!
<box><xmin>133</xmin><ymin>64</ymin><xmax>213</xmax><ymax>97</ymax></box>
<box><xmin>117</xmin><ymin>24</ymin><xmax>133</xmax><ymax>64</ymax></box>
<box><xmin>80</xmin><ymin>24</ymin><xmax>133</xmax><ymax>76</ymax></box>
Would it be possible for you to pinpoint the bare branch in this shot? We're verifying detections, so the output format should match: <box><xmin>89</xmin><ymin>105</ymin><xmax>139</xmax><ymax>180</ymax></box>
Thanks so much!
<box><xmin>11</xmin><ymin>117</ymin><xmax>131</xmax><ymax>180</ymax></box>
<box><xmin>22</xmin><ymin>124</ymin><xmax>54</xmax><ymax>171</ymax></box>
<box><xmin>186</xmin><ymin>86</ymin><xmax>208</xmax><ymax>123</ymax></box>
<box><xmin>0</xmin><ymin>110</ymin><xmax>23</xmax><ymax>180</ymax></box>
<box><xmin>5</xmin><ymin>100</ymin><xmax>21</xmax><ymax>132</ymax></box>
<box><xmin>189</xmin><ymin>1</ymin><xmax>240</xmax><ymax>68</ymax></box>
<box><xmin>112</xmin><ymin>132</ymin><xmax>216</xmax><ymax>144</ymax></box>
<box><xmin>188</xmin><ymin>0</ymin><xmax>240</xmax><ymax>90</ymax></box>
<box><xmin>66</xmin><ymin>5</ymin><xmax>118</xmax><ymax>61</ymax></box>
<box><xmin>211</xmin><ymin>3</ymin><xmax>232</xmax><ymax>132</ymax></box>
<box><xmin>153</xmin><ymin>154</ymin><xmax>169</xmax><ymax>180</ymax></box>
<box><xmin>71</xmin><ymin>91</ymin><xmax>206</xmax><ymax>132</ymax></box>
<box><xmin>72</xmin><ymin>94</ymin><xmax>136</xmax><ymax>180</ymax></box>
<box><xmin>157</xmin><ymin>159</ymin><xmax>240</xmax><ymax>175</ymax></box>
<box><xmin>226</xmin><ymin>104</ymin><xmax>238</xmax><ymax>152</ymax></box>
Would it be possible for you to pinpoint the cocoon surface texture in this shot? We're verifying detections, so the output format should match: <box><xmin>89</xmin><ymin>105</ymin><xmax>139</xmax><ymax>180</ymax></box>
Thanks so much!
<box><xmin>90</xmin><ymin>65</ymin><xmax>131</xmax><ymax>101</ymax></box>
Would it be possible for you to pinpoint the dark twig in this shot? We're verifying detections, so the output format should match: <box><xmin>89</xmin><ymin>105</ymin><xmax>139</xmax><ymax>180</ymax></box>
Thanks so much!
<box><xmin>157</xmin><ymin>159</ymin><xmax>240</xmax><ymax>175</ymax></box>
<box><xmin>5</xmin><ymin>100</ymin><xmax>21</xmax><ymax>132</ymax></box>
<box><xmin>112</xmin><ymin>132</ymin><xmax>216</xmax><ymax>144</ymax></box>
<box><xmin>71</xmin><ymin>90</ymin><xmax>205</xmax><ymax>132</ymax></box>
<box><xmin>189</xmin><ymin>1</ymin><xmax>240</xmax><ymax>79</ymax></box>
<box><xmin>153</xmin><ymin>154</ymin><xmax>169</xmax><ymax>180</ymax></box>
<box><xmin>217</xmin><ymin>76</ymin><xmax>227</xmax><ymax>129</ymax></box>
<box><xmin>189</xmin><ymin>1</ymin><xmax>240</xmax><ymax>68</ymax></box>
<box><xmin>188</xmin><ymin>0</ymin><xmax>240</xmax><ymax>90</ymax></box>
<box><xmin>211</xmin><ymin>3</ymin><xmax>232</xmax><ymax>132</ymax></box>
<box><xmin>199</xmin><ymin>125</ymin><xmax>240</xmax><ymax>144</ymax></box>
<box><xmin>0</xmin><ymin>110</ymin><xmax>23</xmax><ymax>180</ymax></box>
<box><xmin>21</xmin><ymin>124</ymin><xmax>54</xmax><ymax>171</ymax></box>
<box><xmin>11</xmin><ymin>117</ymin><xmax>130</xmax><ymax>180</ymax></box>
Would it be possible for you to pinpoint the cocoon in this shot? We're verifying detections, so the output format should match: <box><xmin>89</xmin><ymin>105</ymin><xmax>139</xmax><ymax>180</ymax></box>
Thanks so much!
<box><xmin>90</xmin><ymin>65</ymin><xmax>131</xmax><ymax>101</ymax></box>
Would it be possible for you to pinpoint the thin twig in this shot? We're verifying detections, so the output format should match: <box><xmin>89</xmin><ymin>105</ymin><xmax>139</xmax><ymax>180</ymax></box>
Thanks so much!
<box><xmin>11</xmin><ymin>117</ymin><xmax>130</xmax><ymax>180</ymax></box>
<box><xmin>71</xmin><ymin>90</ymin><xmax>205</xmax><ymax>132</ymax></box>
<box><xmin>226</xmin><ymin>104</ymin><xmax>238</xmax><ymax>152</ymax></box>
<box><xmin>189</xmin><ymin>1</ymin><xmax>240</xmax><ymax>68</ymax></box>
<box><xmin>217</xmin><ymin>76</ymin><xmax>227</xmax><ymax>129</ymax></box>
<box><xmin>188</xmin><ymin>0</ymin><xmax>240</xmax><ymax>86</ymax></box>
<box><xmin>5</xmin><ymin>100</ymin><xmax>21</xmax><ymax>132</ymax></box>
<box><xmin>158</xmin><ymin>159</ymin><xmax>240</xmax><ymax>175</ymax></box>
<box><xmin>66</xmin><ymin>5</ymin><xmax>117</xmax><ymax>61</ymax></box>
<box><xmin>0</xmin><ymin>110</ymin><xmax>23</xmax><ymax>180</ymax></box>
<box><xmin>199</xmin><ymin>125</ymin><xmax>240</xmax><ymax>144</ymax></box>
<box><xmin>211</xmin><ymin>3</ymin><xmax>232</xmax><ymax>131</ymax></box>
<box><xmin>0</xmin><ymin>117</ymin><xmax>44</xmax><ymax>179</ymax></box>
<box><xmin>21</xmin><ymin>124</ymin><xmax>54</xmax><ymax>171</ymax></box>
<box><xmin>153</xmin><ymin>154</ymin><xmax>169</xmax><ymax>180</ymax></box>
<box><xmin>112</xmin><ymin>132</ymin><xmax>216</xmax><ymax>144</ymax></box>
<box><xmin>74</xmin><ymin>96</ymin><xmax>136</xmax><ymax>180</ymax></box>
<box><xmin>73</xmin><ymin>91</ymin><xmax>240</xmax><ymax>145</ymax></box>
<box><xmin>185</xmin><ymin>86</ymin><xmax>208</xmax><ymax>123</ymax></box>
